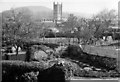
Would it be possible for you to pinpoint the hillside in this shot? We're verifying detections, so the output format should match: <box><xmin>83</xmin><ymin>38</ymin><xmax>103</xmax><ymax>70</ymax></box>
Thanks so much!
<box><xmin>25</xmin><ymin>6</ymin><xmax>53</xmax><ymax>20</ymax></box>
<box><xmin>1</xmin><ymin>6</ymin><xmax>69</xmax><ymax>21</ymax></box>
<box><xmin>1</xmin><ymin>6</ymin><xmax>92</xmax><ymax>21</ymax></box>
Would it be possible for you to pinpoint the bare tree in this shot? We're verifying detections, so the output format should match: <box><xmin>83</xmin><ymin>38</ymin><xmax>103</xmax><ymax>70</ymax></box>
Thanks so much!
<box><xmin>75</xmin><ymin>18</ymin><xmax>92</xmax><ymax>44</ymax></box>
<box><xmin>2</xmin><ymin>8</ymin><xmax>34</xmax><ymax>56</ymax></box>
<box><xmin>64</xmin><ymin>14</ymin><xmax>78</xmax><ymax>30</ymax></box>
<box><xmin>96</xmin><ymin>9</ymin><xmax>117</xmax><ymax>27</ymax></box>
<box><xmin>90</xmin><ymin>9</ymin><xmax>117</xmax><ymax>40</ymax></box>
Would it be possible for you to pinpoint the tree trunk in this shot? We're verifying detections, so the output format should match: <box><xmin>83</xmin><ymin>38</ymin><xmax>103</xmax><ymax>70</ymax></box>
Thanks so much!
<box><xmin>68</xmin><ymin>38</ymin><xmax>71</xmax><ymax>45</ymax></box>
<box><xmin>105</xmin><ymin>36</ymin><xmax>107</xmax><ymax>41</ymax></box>
<box><xmin>25</xmin><ymin>46</ymin><xmax>31</xmax><ymax>62</ymax></box>
<box><xmin>16</xmin><ymin>46</ymin><xmax>19</xmax><ymax>60</ymax></box>
<box><xmin>78</xmin><ymin>38</ymin><xmax>80</xmax><ymax>44</ymax></box>
<box><xmin>73</xmin><ymin>38</ymin><xmax>74</xmax><ymax>44</ymax></box>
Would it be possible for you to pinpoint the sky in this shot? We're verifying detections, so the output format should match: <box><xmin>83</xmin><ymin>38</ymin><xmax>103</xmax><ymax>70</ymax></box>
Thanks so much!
<box><xmin>0</xmin><ymin>0</ymin><xmax>119</xmax><ymax>15</ymax></box>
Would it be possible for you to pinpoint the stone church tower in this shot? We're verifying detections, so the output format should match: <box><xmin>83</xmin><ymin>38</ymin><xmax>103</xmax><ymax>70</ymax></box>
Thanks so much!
<box><xmin>53</xmin><ymin>2</ymin><xmax>62</xmax><ymax>23</ymax></box>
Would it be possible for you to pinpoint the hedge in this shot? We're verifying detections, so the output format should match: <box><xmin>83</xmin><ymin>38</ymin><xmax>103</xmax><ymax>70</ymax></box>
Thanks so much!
<box><xmin>1</xmin><ymin>59</ymin><xmax>120</xmax><ymax>82</ymax></box>
<box><xmin>1</xmin><ymin>60</ymin><xmax>65</xmax><ymax>82</ymax></box>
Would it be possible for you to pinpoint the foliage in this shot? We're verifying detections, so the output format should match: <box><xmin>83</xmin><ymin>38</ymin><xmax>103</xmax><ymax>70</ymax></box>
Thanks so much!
<box><xmin>18</xmin><ymin>71</ymin><xmax>39</xmax><ymax>82</ymax></box>
<box><xmin>63</xmin><ymin>14</ymin><xmax>78</xmax><ymax>30</ymax></box>
<box><xmin>96</xmin><ymin>9</ymin><xmax>117</xmax><ymax>27</ymax></box>
<box><xmin>61</xmin><ymin>45</ymin><xmax>117</xmax><ymax>70</ymax></box>
<box><xmin>2</xmin><ymin>8</ymin><xmax>35</xmax><ymax>56</ymax></box>
<box><xmin>61</xmin><ymin>9</ymin><xmax>117</xmax><ymax>44</ymax></box>
<box><xmin>61</xmin><ymin>45</ymin><xmax>83</xmax><ymax>58</ymax></box>
<box><xmin>91</xmin><ymin>9</ymin><xmax>117</xmax><ymax>39</ymax></box>
<box><xmin>2</xmin><ymin>8</ymin><xmax>32</xmax><ymax>41</ymax></box>
<box><xmin>47</xmin><ymin>58</ymin><xmax>120</xmax><ymax>79</ymax></box>
<box><xmin>2</xmin><ymin>60</ymin><xmax>46</xmax><ymax>82</ymax></box>
<box><xmin>1</xmin><ymin>60</ymin><xmax>65</xmax><ymax>82</ymax></box>
<box><xmin>1</xmin><ymin>57</ymin><xmax>120</xmax><ymax>82</ymax></box>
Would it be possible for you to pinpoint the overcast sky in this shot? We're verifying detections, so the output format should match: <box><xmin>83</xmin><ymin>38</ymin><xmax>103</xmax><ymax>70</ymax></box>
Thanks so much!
<box><xmin>0</xmin><ymin>0</ymin><xmax>119</xmax><ymax>15</ymax></box>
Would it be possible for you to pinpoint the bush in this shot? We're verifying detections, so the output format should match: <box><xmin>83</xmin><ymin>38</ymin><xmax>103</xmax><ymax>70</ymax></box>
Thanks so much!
<box><xmin>33</xmin><ymin>50</ymin><xmax>48</xmax><ymax>61</ymax></box>
<box><xmin>1</xmin><ymin>60</ymin><xmax>65</xmax><ymax>82</ymax></box>
<box><xmin>47</xmin><ymin>58</ymin><xmax>120</xmax><ymax>78</ymax></box>
<box><xmin>61</xmin><ymin>45</ymin><xmax>117</xmax><ymax>70</ymax></box>
<box><xmin>48</xmin><ymin>58</ymin><xmax>84</xmax><ymax>78</ymax></box>
<box><xmin>38</xmin><ymin>65</ymin><xmax>65</xmax><ymax>82</ymax></box>
<box><xmin>61</xmin><ymin>45</ymin><xmax>83</xmax><ymax>58</ymax></box>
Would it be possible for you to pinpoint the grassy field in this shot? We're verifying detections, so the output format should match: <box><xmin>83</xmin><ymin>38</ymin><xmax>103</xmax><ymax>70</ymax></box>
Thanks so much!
<box><xmin>82</xmin><ymin>45</ymin><xmax>119</xmax><ymax>58</ymax></box>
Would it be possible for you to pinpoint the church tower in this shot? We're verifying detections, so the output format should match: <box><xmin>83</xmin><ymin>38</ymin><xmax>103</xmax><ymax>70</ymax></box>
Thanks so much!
<box><xmin>53</xmin><ymin>2</ymin><xmax>62</xmax><ymax>23</ymax></box>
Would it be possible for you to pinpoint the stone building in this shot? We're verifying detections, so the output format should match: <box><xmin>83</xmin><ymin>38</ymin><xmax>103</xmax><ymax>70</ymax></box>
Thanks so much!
<box><xmin>53</xmin><ymin>2</ymin><xmax>62</xmax><ymax>24</ymax></box>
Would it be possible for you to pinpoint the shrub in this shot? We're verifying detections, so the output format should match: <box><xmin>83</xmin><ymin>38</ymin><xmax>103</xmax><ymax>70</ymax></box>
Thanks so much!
<box><xmin>47</xmin><ymin>58</ymin><xmax>83</xmax><ymax>79</ymax></box>
<box><xmin>33</xmin><ymin>50</ymin><xmax>48</xmax><ymax>61</ymax></box>
<box><xmin>1</xmin><ymin>60</ymin><xmax>65</xmax><ymax>82</ymax></box>
<box><xmin>61</xmin><ymin>45</ymin><xmax>83</xmax><ymax>58</ymax></box>
<box><xmin>37</xmin><ymin>65</ymin><xmax>65</xmax><ymax>82</ymax></box>
<box><xmin>29</xmin><ymin>45</ymin><xmax>55</xmax><ymax>62</ymax></box>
